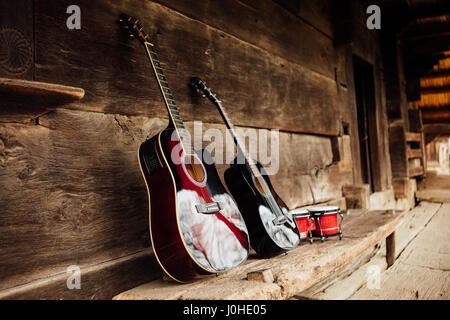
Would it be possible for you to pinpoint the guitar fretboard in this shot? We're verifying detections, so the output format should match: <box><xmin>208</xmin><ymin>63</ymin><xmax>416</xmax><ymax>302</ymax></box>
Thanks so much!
<box><xmin>214</xmin><ymin>100</ymin><xmax>261</xmax><ymax>178</ymax></box>
<box><xmin>145</xmin><ymin>42</ymin><xmax>193</xmax><ymax>154</ymax></box>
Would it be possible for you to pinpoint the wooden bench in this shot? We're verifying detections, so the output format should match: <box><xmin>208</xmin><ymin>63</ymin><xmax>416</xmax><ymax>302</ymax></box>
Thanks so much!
<box><xmin>113</xmin><ymin>209</ymin><xmax>407</xmax><ymax>300</ymax></box>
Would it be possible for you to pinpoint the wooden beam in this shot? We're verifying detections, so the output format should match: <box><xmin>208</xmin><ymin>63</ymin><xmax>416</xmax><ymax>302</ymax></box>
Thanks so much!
<box><xmin>407</xmin><ymin>148</ymin><xmax>422</xmax><ymax>159</ymax></box>
<box><xmin>409</xmin><ymin>166</ymin><xmax>424</xmax><ymax>177</ymax></box>
<box><xmin>389</xmin><ymin>124</ymin><xmax>409</xmax><ymax>178</ymax></box>
<box><xmin>405</xmin><ymin>132</ymin><xmax>422</xmax><ymax>142</ymax></box>
<box><xmin>421</xmin><ymin>85</ymin><xmax>450</xmax><ymax>94</ymax></box>
<box><xmin>422</xmin><ymin>106</ymin><xmax>450</xmax><ymax>123</ymax></box>
<box><xmin>406</xmin><ymin>2</ymin><xmax>450</xmax><ymax>21</ymax></box>
<box><xmin>402</xmin><ymin>31</ymin><xmax>450</xmax><ymax>42</ymax></box>
<box><xmin>33</xmin><ymin>0</ymin><xmax>344</xmax><ymax>136</ymax></box>
<box><xmin>408</xmin><ymin>109</ymin><xmax>423</xmax><ymax>132</ymax></box>
<box><xmin>424</xmin><ymin>123</ymin><xmax>450</xmax><ymax>136</ymax></box>
<box><xmin>0</xmin><ymin>77</ymin><xmax>85</xmax><ymax>105</ymax></box>
<box><xmin>421</xmin><ymin>72</ymin><xmax>450</xmax><ymax>79</ymax></box>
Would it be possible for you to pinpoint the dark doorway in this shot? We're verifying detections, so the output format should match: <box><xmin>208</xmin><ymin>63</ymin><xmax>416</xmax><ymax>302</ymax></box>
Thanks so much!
<box><xmin>353</xmin><ymin>56</ymin><xmax>377</xmax><ymax>192</ymax></box>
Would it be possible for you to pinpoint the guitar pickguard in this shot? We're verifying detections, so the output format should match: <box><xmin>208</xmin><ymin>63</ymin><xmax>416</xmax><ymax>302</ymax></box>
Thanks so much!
<box><xmin>259</xmin><ymin>205</ymin><xmax>299</xmax><ymax>250</ymax></box>
<box><xmin>177</xmin><ymin>189</ymin><xmax>249</xmax><ymax>272</ymax></box>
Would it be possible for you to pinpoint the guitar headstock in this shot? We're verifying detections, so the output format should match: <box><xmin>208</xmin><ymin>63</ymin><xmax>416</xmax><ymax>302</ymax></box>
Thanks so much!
<box><xmin>119</xmin><ymin>13</ymin><xmax>150</xmax><ymax>45</ymax></box>
<box><xmin>190</xmin><ymin>77</ymin><xmax>221</xmax><ymax>105</ymax></box>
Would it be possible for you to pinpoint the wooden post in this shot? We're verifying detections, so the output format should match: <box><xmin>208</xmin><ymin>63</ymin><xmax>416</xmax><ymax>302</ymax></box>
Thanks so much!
<box><xmin>386</xmin><ymin>231</ymin><xmax>396</xmax><ymax>267</ymax></box>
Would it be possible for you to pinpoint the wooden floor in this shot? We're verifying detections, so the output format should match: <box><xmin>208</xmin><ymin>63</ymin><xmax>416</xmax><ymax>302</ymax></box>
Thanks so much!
<box><xmin>417</xmin><ymin>171</ymin><xmax>450</xmax><ymax>203</ymax></box>
<box><xmin>113</xmin><ymin>209</ymin><xmax>407</xmax><ymax>300</ymax></box>
<box><xmin>350</xmin><ymin>203</ymin><xmax>450</xmax><ymax>300</ymax></box>
<box><xmin>293</xmin><ymin>201</ymin><xmax>442</xmax><ymax>300</ymax></box>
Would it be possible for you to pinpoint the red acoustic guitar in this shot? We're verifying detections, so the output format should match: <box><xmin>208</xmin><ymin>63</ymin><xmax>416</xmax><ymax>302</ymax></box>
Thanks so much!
<box><xmin>119</xmin><ymin>14</ymin><xmax>249</xmax><ymax>282</ymax></box>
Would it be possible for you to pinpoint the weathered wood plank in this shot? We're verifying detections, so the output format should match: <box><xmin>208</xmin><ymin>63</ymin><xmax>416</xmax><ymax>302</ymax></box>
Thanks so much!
<box><xmin>293</xmin><ymin>243</ymin><xmax>386</xmax><ymax>300</ymax></box>
<box><xmin>0</xmin><ymin>78</ymin><xmax>85</xmax><ymax>122</ymax></box>
<box><xmin>114</xmin><ymin>209</ymin><xmax>408</xmax><ymax>300</ymax></box>
<box><xmin>34</xmin><ymin>0</ymin><xmax>342</xmax><ymax>135</ymax></box>
<box><xmin>392</xmin><ymin>177</ymin><xmax>415</xmax><ymax>199</ymax></box>
<box><xmin>152</xmin><ymin>0</ymin><xmax>337</xmax><ymax>79</ymax></box>
<box><xmin>405</xmin><ymin>132</ymin><xmax>422</xmax><ymax>142</ymax></box>
<box><xmin>0</xmin><ymin>108</ymin><xmax>352</xmax><ymax>293</ymax></box>
<box><xmin>350</xmin><ymin>204</ymin><xmax>450</xmax><ymax>300</ymax></box>
<box><xmin>389</xmin><ymin>123</ymin><xmax>408</xmax><ymax>178</ymax></box>
<box><xmin>399</xmin><ymin>204</ymin><xmax>450</xmax><ymax>270</ymax></box>
<box><xmin>296</xmin><ymin>202</ymin><xmax>444</xmax><ymax>300</ymax></box>
<box><xmin>407</xmin><ymin>147</ymin><xmax>422</xmax><ymax>159</ymax></box>
<box><xmin>0</xmin><ymin>78</ymin><xmax>85</xmax><ymax>102</ymax></box>
<box><xmin>184</xmin><ymin>121</ymin><xmax>352</xmax><ymax>209</ymax></box>
<box><xmin>0</xmin><ymin>109</ymin><xmax>165</xmax><ymax>291</ymax></box>
<box><xmin>409</xmin><ymin>166</ymin><xmax>424</xmax><ymax>177</ymax></box>
<box><xmin>395</xmin><ymin>202</ymin><xmax>442</xmax><ymax>257</ymax></box>
<box><xmin>0</xmin><ymin>250</ymin><xmax>161</xmax><ymax>300</ymax></box>
<box><xmin>342</xmin><ymin>184</ymin><xmax>370</xmax><ymax>209</ymax></box>
<box><xmin>416</xmin><ymin>190</ymin><xmax>450</xmax><ymax>203</ymax></box>
<box><xmin>408</xmin><ymin>109</ymin><xmax>423</xmax><ymax>132</ymax></box>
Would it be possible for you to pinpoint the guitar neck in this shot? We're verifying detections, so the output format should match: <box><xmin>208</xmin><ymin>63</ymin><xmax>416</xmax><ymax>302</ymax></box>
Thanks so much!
<box><xmin>213</xmin><ymin>100</ymin><xmax>261</xmax><ymax>178</ymax></box>
<box><xmin>144</xmin><ymin>42</ymin><xmax>193</xmax><ymax>154</ymax></box>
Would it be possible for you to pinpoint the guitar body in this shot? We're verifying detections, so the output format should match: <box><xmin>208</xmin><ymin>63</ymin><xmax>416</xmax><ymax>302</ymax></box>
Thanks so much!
<box><xmin>139</xmin><ymin>128</ymin><xmax>249</xmax><ymax>282</ymax></box>
<box><xmin>225</xmin><ymin>161</ymin><xmax>300</xmax><ymax>257</ymax></box>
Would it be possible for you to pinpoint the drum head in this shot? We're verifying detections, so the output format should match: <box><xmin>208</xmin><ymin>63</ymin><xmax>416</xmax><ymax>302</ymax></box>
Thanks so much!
<box><xmin>291</xmin><ymin>209</ymin><xmax>310</xmax><ymax>217</ymax></box>
<box><xmin>308</xmin><ymin>206</ymin><xmax>340</xmax><ymax>215</ymax></box>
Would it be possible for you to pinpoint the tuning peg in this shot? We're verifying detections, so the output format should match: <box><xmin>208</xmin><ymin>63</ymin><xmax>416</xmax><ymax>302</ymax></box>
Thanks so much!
<box><xmin>129</xmin><ymin>33</ymin><xmax>134</xmax><ymax>39</ymax></box>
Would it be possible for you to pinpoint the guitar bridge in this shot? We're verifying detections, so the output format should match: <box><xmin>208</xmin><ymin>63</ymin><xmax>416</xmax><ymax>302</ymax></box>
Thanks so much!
<box><xmin>196</xmin><ymin>202</ymin><xmax>222</xmax><ymax>214</ymax></box>
<box><xmin>272</xmin><ymin>216</ymin><xmax>288</xmax><ymax>225</ymax></box>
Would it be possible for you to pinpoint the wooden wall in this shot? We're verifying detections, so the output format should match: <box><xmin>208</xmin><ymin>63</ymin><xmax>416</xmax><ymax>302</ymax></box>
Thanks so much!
<box><xmin>0</xmin><ymin>0</ymin><xmax>393</xmax><ymax>299</ymax></box>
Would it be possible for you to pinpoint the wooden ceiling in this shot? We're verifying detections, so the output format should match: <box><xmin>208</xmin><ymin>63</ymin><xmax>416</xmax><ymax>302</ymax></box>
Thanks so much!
<box><xmin>386</xmin><ymin>0</ymin><xmax>450</xmax><ymax>133</ymax></box>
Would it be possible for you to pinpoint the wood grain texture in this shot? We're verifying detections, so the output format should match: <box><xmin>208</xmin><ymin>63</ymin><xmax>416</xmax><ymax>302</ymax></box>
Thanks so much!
<box><xmin>0</xmin><ymin>109</ymin><xmax>165</xmax><ymax>292</ymax></box>
<box><xmin>350</xmin><ymin>204</ymin><xmax>450</xmax><ymax>300</ymax></box>
<box><xmin>296</xmin><ymin>202</ymin><xmax>444</xmax><ymax>300</ymax></box>
<box><xmin>389</xmin><ymin>123</ymin><xmax>408</xmax><ymax>178</ymax></box>
<box><xmin>0</xmin><ymin>78</ymin><xmax>85</xmax><ymax>122</ymax></box>
<box><xmin>0</xmin><ymin>250</ymin><xmax>162</xmax><ymax>300</ymax></box>
<box><xmin>0</xmin><ymin>78</ymin><xmax>85</xmax><ymax>102</ymax></box>
<box><xmin>0</xmin><ymin>108</ymin><xmax>353</xmax><ymax>296</ymax></box>
<box><xmin>183</xmin><ymin>121</ymin><xmax>353</xmax><ymax>209</ymax></box>
<box><xmin>152</xmin><ymin>0</ymin><xmax>337</xmax><ymax>78</ymax></box>
<box><xmin>34</xmin><ymin>0</ymin><xmax>344</xmax><ymax>136</ymax></box>
<box><xmin>0</xmin><ymin>0</ymin><xmax>398</xmax><ymax>299</ymax></box>
<box><xmin>114</xmin><ymin>209</ymin><xmax>409</xmax><ymax>300</ymax></box>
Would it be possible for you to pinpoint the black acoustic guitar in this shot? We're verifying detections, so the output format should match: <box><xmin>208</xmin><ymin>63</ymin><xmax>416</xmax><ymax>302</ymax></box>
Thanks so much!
<box><xmin>190</xmin><ymin>77</ymin><xmax>300</xmax><ymax>257</ymax></box>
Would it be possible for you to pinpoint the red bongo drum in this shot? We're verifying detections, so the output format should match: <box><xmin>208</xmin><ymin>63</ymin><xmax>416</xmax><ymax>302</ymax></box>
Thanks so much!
<box><xmin>308</xmin><ymin>206</ymin><xmax>343</xmax><ymax>242</ymax></box>
<box><xmin>292</xmin><ymin>209</ymin><xmax>314</xmax><ymax>244</ymax></box>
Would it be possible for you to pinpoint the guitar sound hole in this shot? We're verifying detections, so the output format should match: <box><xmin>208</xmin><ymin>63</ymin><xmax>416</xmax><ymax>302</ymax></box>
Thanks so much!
<box><xmin>184</xmin><ymin>155</ymin><xmax>206</xmax><ymax>183</ymax></box>
<box><xmin>253</xmin><ymin>177</ymin><xmax>266</xmax><ymax>195</ymax></box>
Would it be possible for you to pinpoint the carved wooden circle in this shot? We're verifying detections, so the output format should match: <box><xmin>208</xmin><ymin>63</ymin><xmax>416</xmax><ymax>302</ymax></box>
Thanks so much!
<box><xmin>0</xmin><ymin>27</ymin><xmax>32</xmax><ymax>75</ymax></box>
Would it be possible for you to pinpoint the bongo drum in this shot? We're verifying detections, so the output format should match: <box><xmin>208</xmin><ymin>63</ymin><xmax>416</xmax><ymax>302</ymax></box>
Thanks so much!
<box><xmin>292</xmin><ymin>209</ymin><xmax>315</xmax><ymax>244</ymax></box>
<box><xmin>308</xmin><ymin>206</ymin><xmax>343</xmax><ymax>242</ymax></box>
